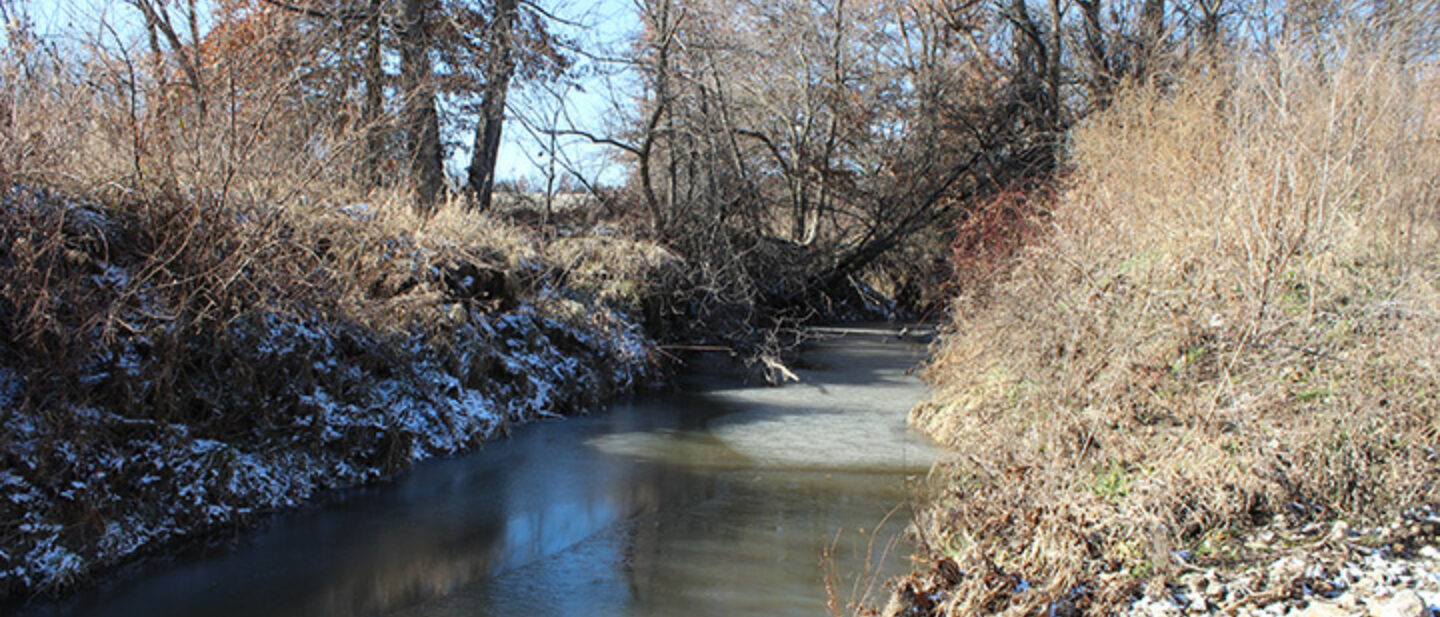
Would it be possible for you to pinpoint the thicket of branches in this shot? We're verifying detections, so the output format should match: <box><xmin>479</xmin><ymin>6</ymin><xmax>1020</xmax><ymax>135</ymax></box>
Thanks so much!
<box><xmin>589</xmin><ymin>0</ymin><xmax>1245</xmax><ymax>336</ymax></box>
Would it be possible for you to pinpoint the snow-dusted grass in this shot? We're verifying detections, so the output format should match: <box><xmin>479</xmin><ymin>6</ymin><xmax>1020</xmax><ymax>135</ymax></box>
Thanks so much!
<box><xmin>0</xmin><ymin>30</ymin><xmax>681</xmax><ymax>600</ymax></box>
<box><xmin>0</xmin><ymin>185</ymin><xmax>658</xmax><ymax>597</ymax></box>
<box><xmin>0</xmin><ymin>305</ymin><xmax>650</xmax><ymax>596</ymax></box>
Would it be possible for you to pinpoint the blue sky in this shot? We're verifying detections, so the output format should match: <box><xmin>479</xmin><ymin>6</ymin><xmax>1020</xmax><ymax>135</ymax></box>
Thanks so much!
<box><xmin>9</xmin><ymin>0</ymin><xmax>640</xmax><ymax>187</ymax></box>
<box><xmin>483</xmin><ymin>0</ymin><xmax>640</xmax><ymax>187</ymax></box>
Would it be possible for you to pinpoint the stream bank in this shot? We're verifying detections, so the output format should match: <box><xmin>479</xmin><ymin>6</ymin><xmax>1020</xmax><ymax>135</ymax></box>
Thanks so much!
<box><xmin>0</xmin><ymin>307</ymin><xmax>650</xmax><ymax>598</ymax></box>
<box><xmin>0</xmin><ymin>185</ymin><xmax>659</xmax><ymax>598</ymax></box>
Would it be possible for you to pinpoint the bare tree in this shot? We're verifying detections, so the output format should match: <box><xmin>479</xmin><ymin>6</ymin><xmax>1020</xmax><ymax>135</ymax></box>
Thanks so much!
<box><xmin>1194</xmin><ymin>0</ymin><xmax>1225</xmax><ymax>59</ymax></box>
<box><xmin>632</xmin><ymin>0</ymin><xmax>682</xmax><ymax>234</ymax></box>
<box><xmin>1076</xmin><ymin>0</ymin><xmax>1115</xmax><ymax>107</ymax></box>
<box><xmin>129</xmin><ymin>0</ymin><xmax>208</xmax><ymax>118</ymax></box>
<box><xmin>360</xmin><ymin>0</ymin><xmax>387</xmax><ymax>188</ymax></box>
<box><xmin>1137</xmin><ymin>0</ymin><xmax>1166</xmax><ymax>79</ymax></box>
<box><xmin>400</xmin><ymin>0</ymin><xmax>444</xmax><ymax>215</ymax></box>
<box><xmin>464</xmin><ymin>0</ymin><xmax>519</xmax><ymax>212</ymax></box>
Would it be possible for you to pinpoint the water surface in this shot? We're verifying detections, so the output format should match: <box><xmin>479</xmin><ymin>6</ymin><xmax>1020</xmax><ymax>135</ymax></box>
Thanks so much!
<box><xmin>24</xmin><ymin>326</ymin><xmax>940</xmax><ymax>617</ymax></box>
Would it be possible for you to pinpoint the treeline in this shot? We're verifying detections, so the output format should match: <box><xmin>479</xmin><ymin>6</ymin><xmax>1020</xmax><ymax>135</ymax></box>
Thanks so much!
<box><xmin>613</xmin><ymin>0</ymin><xmax>1192</xmax><ymax>315</ymax></box>
<box><xmin>7</xmin><ymin>0</ymin><xmax>1425</xmax><ymax>340</ymax></box>
<box><xmin>1</xmin><ymin>0</ymin><xmax>1280</xmax><ymax>336</ymax></box>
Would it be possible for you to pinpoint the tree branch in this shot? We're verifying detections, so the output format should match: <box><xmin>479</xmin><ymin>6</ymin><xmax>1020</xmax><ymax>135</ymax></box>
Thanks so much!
<box><xmin>258</xmin><ymin>0</ymin><xmax>374</xmax><ymax>21</ymax></box>
<box><xmin>544</xmin><ymin>128</ymin><xmax>641</xmax><ymax>156</ymax></box>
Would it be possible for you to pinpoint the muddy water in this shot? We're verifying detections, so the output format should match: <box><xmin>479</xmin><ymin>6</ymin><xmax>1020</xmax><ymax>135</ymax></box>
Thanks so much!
<box><xmin>27</xmin><ymin>326</ymin><xmax>942</xmax><ymax>617</ymax></box>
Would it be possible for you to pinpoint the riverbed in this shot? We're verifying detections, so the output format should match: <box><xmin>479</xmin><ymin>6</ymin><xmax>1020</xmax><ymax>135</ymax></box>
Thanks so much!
<box><xmin>19</xmin><ymin>326</ymin><xmax>941</xmax><ymax>617</ymax></box>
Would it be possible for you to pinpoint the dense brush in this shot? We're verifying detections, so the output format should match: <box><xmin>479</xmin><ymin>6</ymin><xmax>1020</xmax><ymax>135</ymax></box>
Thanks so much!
<box><xmin>908</xmin><ymin>16</ymin><xmax>1440</xmax><ymax>616</ymax></box>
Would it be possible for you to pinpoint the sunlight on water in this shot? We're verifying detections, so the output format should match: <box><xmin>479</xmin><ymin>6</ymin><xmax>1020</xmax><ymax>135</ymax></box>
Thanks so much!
<box><xmin>704</xmin><ymin>332</ymin><xmax>942</xmax><ymax>471</ymax></box>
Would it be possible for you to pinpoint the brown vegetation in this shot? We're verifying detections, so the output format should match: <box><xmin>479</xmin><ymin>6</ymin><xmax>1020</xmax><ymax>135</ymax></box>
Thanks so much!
<box><xmin>903</xmin><ymin>11</ymin><xmax>1440</xmax><ymax>616</ymax></box>
<box><xmin>0</xmin><ymin>10</ymin><xmax>665</xmax><ymax>597</ymax></box>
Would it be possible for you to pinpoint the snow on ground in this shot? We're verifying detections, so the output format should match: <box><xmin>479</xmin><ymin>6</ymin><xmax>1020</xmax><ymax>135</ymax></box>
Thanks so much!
<box><xmin>0</xmin><ymin>183</ymin><xmax>656</xmax><ymax>597</ymax></box>
<box><xmin>0</xmin><ymin>303</ymin><xmax>653</xmax><ymax>597</ymax></box>
<box><xmin>0</xmin><ymin>367</ymin><xmax>17</xmax><ymax>412</ymax></box>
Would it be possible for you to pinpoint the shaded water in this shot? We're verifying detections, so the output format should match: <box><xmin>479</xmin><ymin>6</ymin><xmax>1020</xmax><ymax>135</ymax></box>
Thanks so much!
<box><xmin>24</xmin><ymin>326</ymin><xmax>941</xmax><ymax>617</ymax></box>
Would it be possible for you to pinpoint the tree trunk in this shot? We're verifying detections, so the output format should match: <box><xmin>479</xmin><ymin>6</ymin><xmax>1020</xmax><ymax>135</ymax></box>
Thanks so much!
<box><xmin>400</xmin><ymin>0</ymin><xmax>443</xmax><ymax>216</ymax></box>
<box><xmin>465</xmin><ymin>0</ymin><xmax>519</xmax><ymax>212</ymax></box>
<box><xmin>1005</xmin><ymin>0</ymin><xmax>1055</xmax><ymax>130</ymax></box>
<box><xmin>1077</xmin><ymin>0</ymin><xmax>1112</xmax><ymax>108</ymax></box>
<box><xmin>360</xmin><ymin>0</ymin><xmax>385</xmax><ymax>189</ymax></box>
<box><xmin>1046</xmin><ymin>0</ymin><xmax>1063</xmax><ymax>128</ymax></box>
<box><xmin>636</xmin><ymin>0</ymin><xmax>675</xmax><ymax>236</ymax></box>
<box><xmin>1196</xmin><ymin>0</ymin><xmax>1223</xmax><ymax>65</ymax></box>
<box><xmin>1137</xmin><ymin>0</ymin><xmax>1165</xmax><ymax>81</ymax></box>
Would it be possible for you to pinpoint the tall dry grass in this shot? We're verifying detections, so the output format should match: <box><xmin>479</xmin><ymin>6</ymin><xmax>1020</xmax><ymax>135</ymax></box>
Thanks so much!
<box><xmin>908</xmin><ymin>15</ymin><xmax>1440</xmax><ymax>616</ymax></box>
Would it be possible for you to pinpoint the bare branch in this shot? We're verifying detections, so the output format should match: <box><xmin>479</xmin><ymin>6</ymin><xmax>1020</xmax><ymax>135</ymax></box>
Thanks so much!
<box><xmin>544</xmin><ymin>128</ymin><xmax>642</xmax><ymax>156</ymax></box>
<box><xmin>257</xmin><ymin>0</ymin><xmax>374</xmax><ymax>21</ymax></box>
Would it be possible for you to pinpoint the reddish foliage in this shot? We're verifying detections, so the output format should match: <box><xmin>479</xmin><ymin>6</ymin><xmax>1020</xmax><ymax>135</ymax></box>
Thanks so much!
<box><xmin>949</xmin><ymin>180</ymin><xmax>1055</xmax><ymax>295</ymax></box>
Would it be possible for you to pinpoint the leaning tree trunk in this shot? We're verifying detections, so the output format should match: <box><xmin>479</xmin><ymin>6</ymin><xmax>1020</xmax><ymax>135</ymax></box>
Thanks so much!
<box><xmin>465</xmin><ymin>0</ymin><xmax>519</xmax><ymax>213</ymax></box>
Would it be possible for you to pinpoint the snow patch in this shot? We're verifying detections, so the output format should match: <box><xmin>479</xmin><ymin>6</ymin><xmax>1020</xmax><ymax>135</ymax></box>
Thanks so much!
<box><xmin>0</xmin><ymin>282</ymin><xmax>654</xmax><ymax>597</ymax></box>
<box><xmin>0</xmin><ymin>367</ymin><xmax>19</xmax><ymax>412</ymax></box>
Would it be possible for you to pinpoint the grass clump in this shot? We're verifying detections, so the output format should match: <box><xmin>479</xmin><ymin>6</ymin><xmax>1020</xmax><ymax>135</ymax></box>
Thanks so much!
<box><xmin>904</xmin><ymin>16</ymin><xmax>1440</xmax><ymax>616</ymax></box>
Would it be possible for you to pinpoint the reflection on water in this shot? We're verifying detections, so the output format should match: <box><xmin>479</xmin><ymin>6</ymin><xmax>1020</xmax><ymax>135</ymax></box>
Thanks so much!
<box><xmin>22</xmin><ymin>327</ymin><xmax>940</xmax><ymax>617</ymax></box>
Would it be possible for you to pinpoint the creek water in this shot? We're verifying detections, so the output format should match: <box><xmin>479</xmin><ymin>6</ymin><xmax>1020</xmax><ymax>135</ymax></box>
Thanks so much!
<box><xmin>24</xmin><ymin>326</ymin><xmax>942</xmax><ymax>617</ymax></box>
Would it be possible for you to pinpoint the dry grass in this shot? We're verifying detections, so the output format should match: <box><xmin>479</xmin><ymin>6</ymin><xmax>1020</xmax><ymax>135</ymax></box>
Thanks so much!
<box><xmin>907</xmin><ymin>16</ymin><xmax>1440</xmax><ymax>616</ymax></box>
<box><xmin>0</xmin><ymin>24</ymin><xmax>666</xmax><ymax>408</ymax></box>
<box><xmin>0</xmin><ymin>23</ymin><xmax>674</xmax><ymax>596</ymax></box>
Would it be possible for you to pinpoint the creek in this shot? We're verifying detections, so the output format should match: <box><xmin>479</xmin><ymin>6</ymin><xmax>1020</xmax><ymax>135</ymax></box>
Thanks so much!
<box><xmin>22</xmin><ymin>326</ymin><xmax>942</xmax><ymax>617</ymax></box>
